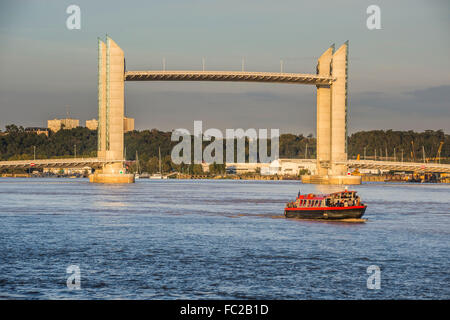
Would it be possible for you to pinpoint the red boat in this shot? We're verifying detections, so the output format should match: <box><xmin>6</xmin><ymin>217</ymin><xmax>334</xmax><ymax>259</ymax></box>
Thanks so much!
<box><xmin>284</xmin><ymin>190</ymin><xmax>367</xmax><ymax>220</ymax></box>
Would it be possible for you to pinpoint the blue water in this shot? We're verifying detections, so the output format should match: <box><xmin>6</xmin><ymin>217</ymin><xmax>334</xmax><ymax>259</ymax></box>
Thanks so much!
<box><xmin>0</xmin><ymin>178</ymin><xmax>449</xmax><ymax>299</ymax></box>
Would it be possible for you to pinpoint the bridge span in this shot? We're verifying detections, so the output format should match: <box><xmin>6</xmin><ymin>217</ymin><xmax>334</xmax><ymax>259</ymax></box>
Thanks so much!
<box><xmin>125</xmin><ymin>70</ymin><xmax>334</xmax><ymax>85</ymax></box>
<box><xmin>344</xmin><ymin>160</ymin><xmax>450</xmax><ymax>173</ymax></box>
<box><xmin>0</xmin><ymin>158</ymin><xmax>123</xmax><ymax>170</ymax></box>
<box><xmin>1</xmin><ymin>158</ymin><xmax>449</xmax><ymax>174</ymax></box>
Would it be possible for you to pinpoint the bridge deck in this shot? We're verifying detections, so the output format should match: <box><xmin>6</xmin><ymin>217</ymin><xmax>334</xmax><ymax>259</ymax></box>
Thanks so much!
<box><xmin>0</xmin><ymin>158</ymin><xmax>449</xmax><ymax>173</ymax></box>
<box><xmin>344</xmin><ymin>160</ymin><xmax>450</xmax><ymax>173</ymax></box>
<box><xmin>125</xmin><ymin>70</ymin><xmax>334</xmax><ymax>85</ymax></box>
<box><xmin>0</xmin><ymin>158</ymin><xmax>123</xmax><ymax>169</ymax></box>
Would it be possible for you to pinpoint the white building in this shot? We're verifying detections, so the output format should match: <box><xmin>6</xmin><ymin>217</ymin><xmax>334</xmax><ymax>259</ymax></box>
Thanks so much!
<box><xmin>226</xmin><ymin>159</ymin><xmax>317</xmax><ymax>176</ymax></box>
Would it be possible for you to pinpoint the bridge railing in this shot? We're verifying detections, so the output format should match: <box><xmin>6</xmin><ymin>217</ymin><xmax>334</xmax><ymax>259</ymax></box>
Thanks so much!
<box><xmin>343</xmin><ymin>160</ymin><xmax>450</xmax><ymax>173</ymax></box>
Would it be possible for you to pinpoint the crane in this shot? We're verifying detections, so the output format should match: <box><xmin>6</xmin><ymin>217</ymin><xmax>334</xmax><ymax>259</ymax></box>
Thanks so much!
<box><xmin>436</xmin><ymin>141</ymin><xmax>444</xmax><ymax>164</ymax></box>
<box><xmin>424</xmin><ymin>141</ymin><xmax>445</xmax><ymax>163</ymax></box>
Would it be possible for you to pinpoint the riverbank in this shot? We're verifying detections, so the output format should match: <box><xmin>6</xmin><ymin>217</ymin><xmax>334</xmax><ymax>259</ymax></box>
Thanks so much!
<box><xmin>2</xmin><ymin>172</ymin><xmax>449</xmax><ymax>183</ymax></box>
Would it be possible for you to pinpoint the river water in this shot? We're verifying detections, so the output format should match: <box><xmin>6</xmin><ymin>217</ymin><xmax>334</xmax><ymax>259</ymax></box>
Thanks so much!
<box><xmin>0</xmin><ymin>178</ymin><xmax>449</xmax><ymax>299</ymax></box>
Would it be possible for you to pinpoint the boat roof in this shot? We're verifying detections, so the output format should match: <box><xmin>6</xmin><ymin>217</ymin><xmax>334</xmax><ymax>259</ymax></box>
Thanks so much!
<box><xmin>297</xmin><ymin>190</ymin><xmax>357</xmax><ymax>200</ymax></box>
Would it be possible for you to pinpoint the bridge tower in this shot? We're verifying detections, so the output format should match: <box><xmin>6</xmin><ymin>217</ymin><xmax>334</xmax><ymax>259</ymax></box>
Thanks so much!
<box><xmin>304</xmin><ymin>41</ymin><xmax>361</xmax><ymax>184</ymax></box>
<box><xmin>89</xmin><ymin>36</ymin><xmax>134</xmax><ymax>183</ymax></box>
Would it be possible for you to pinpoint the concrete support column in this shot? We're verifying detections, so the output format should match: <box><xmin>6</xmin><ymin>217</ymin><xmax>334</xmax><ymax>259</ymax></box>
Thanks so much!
<box><xmin>90</xmin><ymin>37</ymin><xmax>134</xmax><ymax>183</ymax></box>
<box><xmin>303</xmin><ymin>41</ymin><xmax>359</xmax><ymax>184</ymax></box>
<box><xmin>105</xmin><ymin>36</ymin><xmax>125</xmax><ymax>162</ymax></box>
<box><xmin>330</xmin><ymin>42</ymin><xmax>349</xmax><ymax>176</ymax></box>
<box><xmin>316</xmin><ymin>46</ymin><xmax>333</xmax><ymax>176</ymax></box>
<box><xmin>97</xmin><ymin>39</ymin><xmax>107</xmax><ymax>160</ymax></box>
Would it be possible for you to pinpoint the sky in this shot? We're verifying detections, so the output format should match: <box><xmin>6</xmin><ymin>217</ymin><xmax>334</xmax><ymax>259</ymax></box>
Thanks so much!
<box><xmin>0</xmin><ymin>0</ymin><xmax>449</xmax><ymax>135</ymax></box>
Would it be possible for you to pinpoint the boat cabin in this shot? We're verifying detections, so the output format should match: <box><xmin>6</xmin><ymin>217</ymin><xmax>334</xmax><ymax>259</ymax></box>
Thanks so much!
<box><xmin>291</xmin><ymin>190</ymin><xmax>361</xmax><ymax>208</ymax></box>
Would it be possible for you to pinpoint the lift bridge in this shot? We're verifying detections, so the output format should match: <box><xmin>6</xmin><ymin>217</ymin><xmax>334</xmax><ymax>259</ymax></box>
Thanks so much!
<box><xmin>1</xmin><ymin>37</ymin><xmax>449</xmax><ymax>182</ymax></box>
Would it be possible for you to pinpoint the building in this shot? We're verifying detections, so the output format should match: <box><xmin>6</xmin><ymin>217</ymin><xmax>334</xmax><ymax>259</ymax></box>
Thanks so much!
<box><xmin>201</xmin><ymin>162</ymin><xmax>210</xmax><ymax>173</ymax></box>
<box><xmin>85</xmin><ymin>117</ymin><xmax>133</xmax><ymax>132</ymax></box>
<box><xmin>225</xmin><ymin>159</ymin><xmax>317</xmax><ymax>176</ymax></box>
<box><xmin>124</xmin><ymin>117</ymin><xmax>135</xmax><ymax>133</ymax></box>
<box><xmin>47</xmin><ymin>118</ymin><xmax>80</xmax><ymax>132</ymax></box>
<box><xmin>86</xmin><ymin>119</ymin><xmax>98</xmax><ymax>130</ymax></box>
<box><xmin>25</xmin><ymin>127</ymin><xmax>49</xmax><ymax>137</ymax></box>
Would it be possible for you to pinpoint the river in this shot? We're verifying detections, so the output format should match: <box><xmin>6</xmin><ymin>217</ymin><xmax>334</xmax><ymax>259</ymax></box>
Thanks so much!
<box><xmin>0</xmin><ymin>178</ymin><xmax>449</xmax><ymax>299</ymax></box>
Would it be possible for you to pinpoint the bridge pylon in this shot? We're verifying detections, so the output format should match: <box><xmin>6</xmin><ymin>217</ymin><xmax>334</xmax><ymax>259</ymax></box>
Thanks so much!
<box><xmin>303</xmin><ymin>41</ymin><xmax>361</xmax><ymax>184</ymax></box>
<box><xmin>89</xmin><ymin>36</ymin><xmax>134</xmax><ymax>183</ymax></box>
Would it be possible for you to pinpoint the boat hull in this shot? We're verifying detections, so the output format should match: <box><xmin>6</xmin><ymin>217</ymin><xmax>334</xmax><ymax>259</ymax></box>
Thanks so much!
<box><xmin>284</xmin><ymin>206</ymin><xmax>366</xmax><ymax>220</ymax></box>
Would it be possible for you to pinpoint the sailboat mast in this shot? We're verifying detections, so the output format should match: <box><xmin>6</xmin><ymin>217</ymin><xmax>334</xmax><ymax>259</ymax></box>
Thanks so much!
<box><xmin>136</xmin><ymin>150</ymin><xmax>140</xmax><ymax>174</ymax></box>
<box><xmin>159</xmin><ymin>147</ymin><xmax>162</xmax><ymax>174</ymax></box>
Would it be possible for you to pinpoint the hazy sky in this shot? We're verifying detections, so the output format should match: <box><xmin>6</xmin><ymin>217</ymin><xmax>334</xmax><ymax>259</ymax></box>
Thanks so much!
<box><xmin>0</xmin><ymin>0</ymin><xmax>449</xmax><ymax>134</ymax></box>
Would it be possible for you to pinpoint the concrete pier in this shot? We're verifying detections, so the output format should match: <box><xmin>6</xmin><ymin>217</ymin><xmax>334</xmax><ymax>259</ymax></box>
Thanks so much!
<box><xmin>89</xmin><ymin>37</ymin><xmax>134</xmax><ymax>184</ymax></box>
<box><xmin>305</xmin><ymin>41</ymin><xmax>358</xmax><ymax>184</ymax></box>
